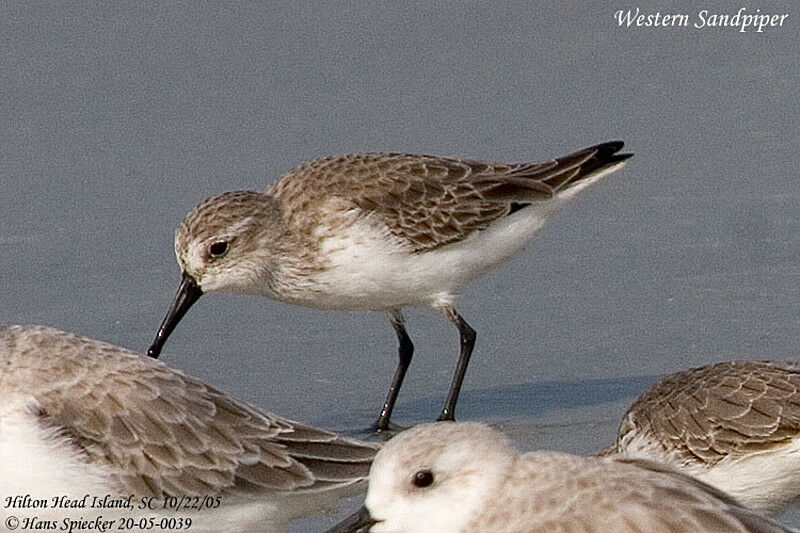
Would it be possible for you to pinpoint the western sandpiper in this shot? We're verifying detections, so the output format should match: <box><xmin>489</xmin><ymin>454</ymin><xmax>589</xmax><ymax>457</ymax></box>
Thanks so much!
<box><xmin>600</xmin><ymin>360</ymin><xmax>800</xmax><ymax>515</ymax></box>
<box><xmin>326</xmin><ymin>422</ymin><xmax>790</xmax><ymax>533</ymax></box>
<box><xmin>0</xmin><ymin>325</ymin><xmax>378</xmax><ymax>533</ymax></box>
<box><xmin>147</xmin><ymin>142</ymin><xmax>632</xmax><ymax>430</ymax></box>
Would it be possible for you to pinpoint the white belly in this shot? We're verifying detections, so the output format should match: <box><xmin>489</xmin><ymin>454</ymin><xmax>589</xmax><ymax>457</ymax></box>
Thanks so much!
<box><xmin>291</xmin><ymin>206</ymin><xmax>552</xmax><ymax>311</ymax></box>
<box><xmin>273</xmin><ymin>161</ymin><xmax>621</xmax><ymax>311</ymax></box>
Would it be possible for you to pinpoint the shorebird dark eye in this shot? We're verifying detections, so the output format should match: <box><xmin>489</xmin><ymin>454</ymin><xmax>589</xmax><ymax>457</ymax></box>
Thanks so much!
<box><xmin>208</xmin><ymin>241</ymin><xmax>228</xmax><ymax>257</ymax></box>
<box><xmin>412</xmin><ymin>469</ymin><xmax>434</xmax><ymax>488</ymax></box>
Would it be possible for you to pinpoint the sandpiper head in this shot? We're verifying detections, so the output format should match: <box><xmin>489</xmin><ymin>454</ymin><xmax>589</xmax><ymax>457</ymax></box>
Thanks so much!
<box><xmin>174</xmin><ymin>191</ymin><xmax>286</xmax><ymax>293</ymax></box>
<box><xmin>346</xmin><ymin>422</ymin><xmax>516</xmax><ymax>533</ymax></box>
<box><xmin>147</xmin><ymin>191</ymin><xmax>284</xmax><ymax>358</ymax></box>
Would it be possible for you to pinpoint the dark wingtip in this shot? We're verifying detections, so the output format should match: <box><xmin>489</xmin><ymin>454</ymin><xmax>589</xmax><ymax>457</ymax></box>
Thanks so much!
<box><xmin>609</xmin><ymin>152</ymin><xmax>634</xmax><ymax>163</ymax></box>
<box><xmin>592</xmin><ymin>140</ymin><xmax>631</xmax><ymax>159</ymax></box>
<box><xmin>583</xmin><ymin>140</ymin><xmax>633</xmax><ymax>171</ymax></box>
<box><xmin>601</xmin><ymin>140</ymin><xmax>625</xmax><ymax>152</ymax></box>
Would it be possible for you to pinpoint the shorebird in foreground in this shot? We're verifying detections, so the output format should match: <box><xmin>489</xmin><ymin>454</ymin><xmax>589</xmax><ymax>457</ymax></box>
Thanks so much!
<box><xmin>0</xmin><ymin>325</ymin><xmax>378</xmax><ymax>533</ymax></box>
<box><xmin>147</xmin><ymin>142</ymin><xmax>632</xmax><ymax>430</ymax></box>
<box><xmin>327</xmin><ymin>422</ymin><xmax>792</xmax><ymax>533</ymax></box>
<box><xmin>600</xmin><ymin>360</ymin><xmax>800</xmax><ymax>515</ymax></box>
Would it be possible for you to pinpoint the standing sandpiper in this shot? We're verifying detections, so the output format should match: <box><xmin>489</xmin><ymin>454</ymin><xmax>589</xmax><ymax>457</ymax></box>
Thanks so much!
<box><xmin>147</xmin><ymin>141</ymin><xmax>632</xmax><ymax>430</ymax></box>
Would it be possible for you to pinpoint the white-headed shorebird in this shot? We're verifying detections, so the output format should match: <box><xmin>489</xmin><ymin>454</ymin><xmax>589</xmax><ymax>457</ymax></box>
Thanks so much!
<box><xmin>325</xmin><ymin>422</ymin><xmax>793</xmax><ymax>533</ymax></box>
<box><xmin>0</xmin><ymin>325</ymin><xmax>378</xmax><ymax>533</ymax></box>
<box><xmin>146</xmin><ymin>142</ymin><xmax>632</xmax><ymax>430</ymax></box>
<box><xmin>601</xmin><ymin>360</ymin><xmax>800</xmax><ymax>515</ymax></box>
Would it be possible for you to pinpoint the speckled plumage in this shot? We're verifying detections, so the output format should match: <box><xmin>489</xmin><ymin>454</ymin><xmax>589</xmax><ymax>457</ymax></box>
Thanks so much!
<box><xmin>329</xmin><ymin>422</ymin><xmax>792</xmax><ymax>533</ymax></box>
<box><xmin>603</xmin><ymin>360</ymin><xmax>800</xmax><ymax>514</ymax></box>
<box><xmin>267</xmin><ymin>146</ymin><xmax>620</xmax><ymax>253</ymax></box>
<box><xmin>0</xmin><ymin>325</ymin><xmax>378</xmax><ymax>532</ymax></box>
<box><xmin>150</xmin><ymin>142</ymin><xmax>632</xmax><ymax>429</ymax></box>
<box><xmin>174</xmin><ymin>144</ymin><xmax>631</xmax><ymax>288</ymax></box>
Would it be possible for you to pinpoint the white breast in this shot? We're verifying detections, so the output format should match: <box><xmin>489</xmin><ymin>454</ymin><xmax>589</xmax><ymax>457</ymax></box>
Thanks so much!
<box><xmin>299</xmin><ymin>206</ymin><xmax>550</xmax><ymax>311</ymax></box>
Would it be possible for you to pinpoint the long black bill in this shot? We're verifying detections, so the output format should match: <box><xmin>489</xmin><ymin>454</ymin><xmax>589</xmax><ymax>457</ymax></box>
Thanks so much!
<box><xmin>146</xmin><ymin>272</ymin><xmax>203</xmax><ymax>359</ymax></box>
<box><xmin>324</xmin><ymin>506</ymin><xmax>378</xmax><ymax>533</ymax></box>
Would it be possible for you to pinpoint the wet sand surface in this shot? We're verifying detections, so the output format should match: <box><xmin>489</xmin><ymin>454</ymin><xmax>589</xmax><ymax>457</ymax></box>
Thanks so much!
<box><xmin>3</xmin><ymin>2</ymin><xmax>798</xmax><ymax>531</ymax></box>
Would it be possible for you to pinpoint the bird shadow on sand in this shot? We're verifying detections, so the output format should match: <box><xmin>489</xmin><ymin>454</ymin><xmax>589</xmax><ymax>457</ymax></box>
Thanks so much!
<box><xmin>322</xmin><ymin>373</ymin><xmax>662</xmax><ymax>439</ymax></box>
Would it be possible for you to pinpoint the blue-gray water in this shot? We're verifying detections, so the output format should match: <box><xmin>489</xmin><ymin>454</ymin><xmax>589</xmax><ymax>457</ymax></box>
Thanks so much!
<box><xmin>3</xmin><ymin>2</ymin><xmax>798</xmax><ymax>530</ymax></box>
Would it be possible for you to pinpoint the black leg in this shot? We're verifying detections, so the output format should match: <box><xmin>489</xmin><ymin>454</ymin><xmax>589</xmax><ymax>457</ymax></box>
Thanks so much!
<box><xmin>437</xmin><ymin>306</ymin><xmax>476</xmax><ymax>422</ymax></box>
<box><xmin>375</xmin><ymin>310</ymin><xmax>414</xmax><ymax>431</ymax></box>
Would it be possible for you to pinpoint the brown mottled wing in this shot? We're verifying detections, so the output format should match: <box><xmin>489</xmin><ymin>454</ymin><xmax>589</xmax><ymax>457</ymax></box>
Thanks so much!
<box><xmin>269</xmin><ymin>142</ymin><xmax>628</xmax><ymax>252</ymax></box>
<box><xmin>12</xmin><ymin>328</ymin><xmax>378</xmax><ymax>497</ymax></box>
<box><xmin>585</xmin><ymin>457</ymin><xmax>793</xmax><ymax>533</ymax></box>
<box><xmin>505</xmin><ymin>453</ymin><xmax>791</xmax><ymax>533</ymax></box>
<box><xmin>619</xmin><ymin>361</ymin><xmax>800</xmax><ymax>465</ymax></box>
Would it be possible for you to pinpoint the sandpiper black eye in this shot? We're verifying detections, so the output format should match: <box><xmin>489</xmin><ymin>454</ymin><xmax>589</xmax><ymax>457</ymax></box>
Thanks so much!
<box><xmin>208</xmin><ymin>241</ymin><xmax>228</xmax><ymax>257</ymax></box>
<box><xmin>412</xmin><ymin>469</ymin><xmax>434</xmax><ymax>488</ymax></box>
